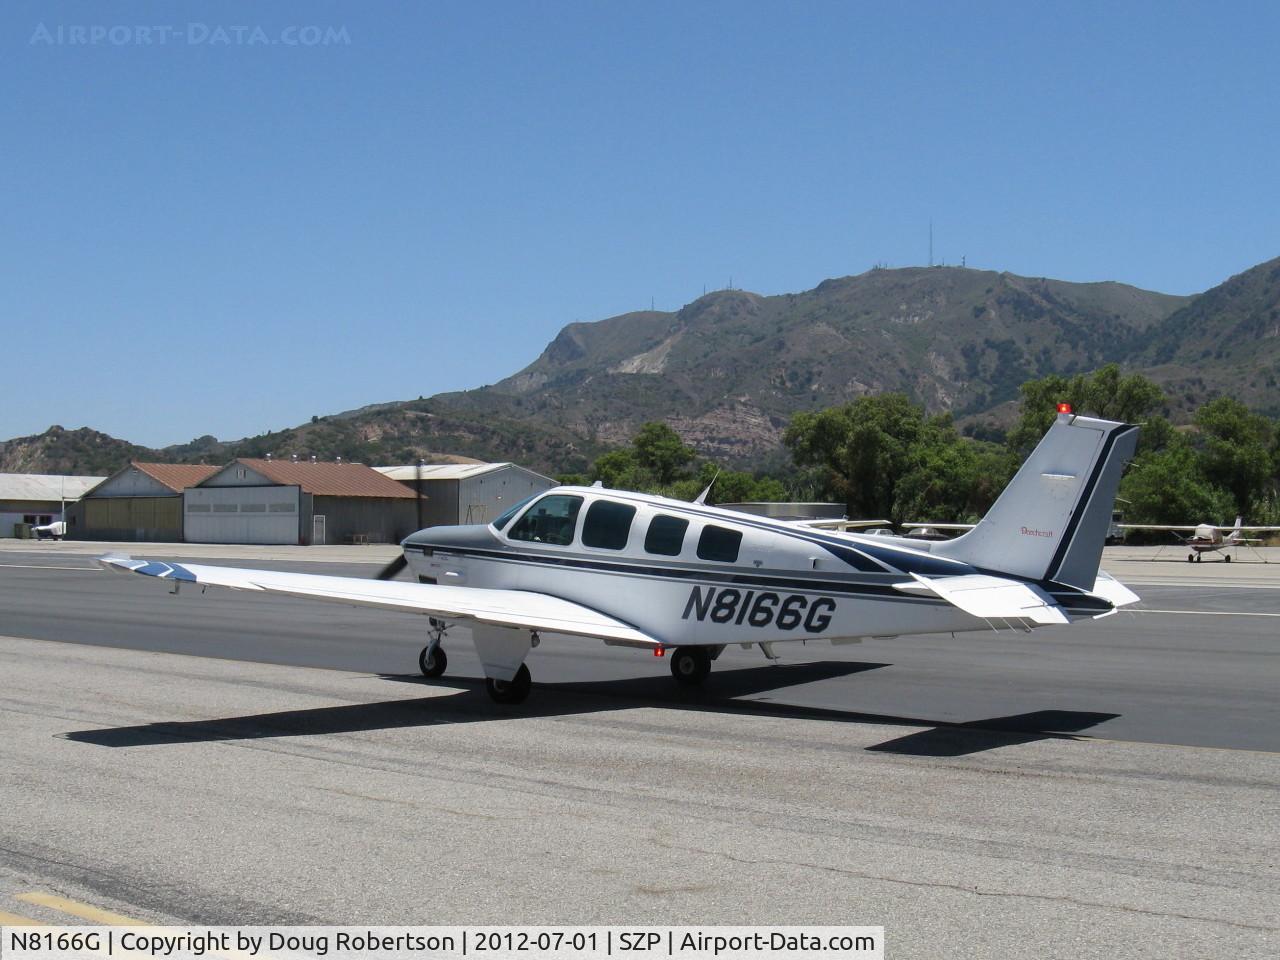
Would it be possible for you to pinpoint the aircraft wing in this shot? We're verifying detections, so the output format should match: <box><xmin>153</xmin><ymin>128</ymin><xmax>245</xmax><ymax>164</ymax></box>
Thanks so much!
<box><xmin>789</xmin><ymin>518</ymin><xmax>891</xmax><ymax>530</ymax></box>
<box><xmin>1117</xmin><ymin>524</ymin><xmax>1202</xmax><ymax>532</ymax></box>
<box><xmin>97</xmin><ymin>555</ymin><xmax>661</xmax><ymax>648</ymax></box>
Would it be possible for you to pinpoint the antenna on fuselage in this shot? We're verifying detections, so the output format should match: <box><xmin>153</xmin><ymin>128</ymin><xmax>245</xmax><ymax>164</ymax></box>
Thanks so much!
<box><xmin>693</xmin><ymin>471</ymin><xmax>720</xmax><ymax>506</ymax></box>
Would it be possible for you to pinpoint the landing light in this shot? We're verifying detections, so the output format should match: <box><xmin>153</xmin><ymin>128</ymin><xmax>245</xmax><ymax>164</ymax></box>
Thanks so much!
<box><xmin>1056</xmin><ymin>402</ymin><xmax>1073</xmax><ymax>414</ymax></box>
<box><xmin>654</xmin><ymin>646</ymin><xmax>665</xmax><ymax>657</ymax></box>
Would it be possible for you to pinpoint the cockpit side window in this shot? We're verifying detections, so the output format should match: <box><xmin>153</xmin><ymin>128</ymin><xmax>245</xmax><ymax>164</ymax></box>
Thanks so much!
<box><xmin>508</xmin><ymin>494</ymin><xmax>583</xmax><ymax>546</ymax></box>
<box><xmin>697</xmin><ymin>524</ymin><xmax>743</xmax><ymax>563</ymax></box>
<box><xmin>644</xmin><ymin>514</ymin><xmax>688</xmax><ymax>556</ymax></box>
<box><xmin>581</xmin><ymin>500</ymin><xmax>636</xmax><ymax>550</ymax></box>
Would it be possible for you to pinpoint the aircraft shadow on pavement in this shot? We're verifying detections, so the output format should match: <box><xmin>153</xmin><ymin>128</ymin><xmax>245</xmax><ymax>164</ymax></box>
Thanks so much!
<box><xmin>62</xmin><ymin>660</ymin><xmax>1120</xmax><ymax>757</ymax></box>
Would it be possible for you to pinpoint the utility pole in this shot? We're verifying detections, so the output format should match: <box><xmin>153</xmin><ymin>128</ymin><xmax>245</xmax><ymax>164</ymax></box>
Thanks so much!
<box><xmin>929</xmin><ymin>219</ymin><xmax>933</xmax><ymax>267</ymax></box>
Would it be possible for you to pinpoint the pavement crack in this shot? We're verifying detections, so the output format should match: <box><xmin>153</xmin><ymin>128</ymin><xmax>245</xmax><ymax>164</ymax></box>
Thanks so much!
<box><xmin>648</xmin><ymin>839</ymin><xmax>1278</xmax><ymax>934</ymax></box>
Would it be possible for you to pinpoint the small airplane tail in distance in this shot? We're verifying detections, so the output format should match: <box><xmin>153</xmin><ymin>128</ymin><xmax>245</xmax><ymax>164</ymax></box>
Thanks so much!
<box><xmin>932</xmin><ymin>412</ymin><xmax>1140</xmax><ymax>590</ymax></box>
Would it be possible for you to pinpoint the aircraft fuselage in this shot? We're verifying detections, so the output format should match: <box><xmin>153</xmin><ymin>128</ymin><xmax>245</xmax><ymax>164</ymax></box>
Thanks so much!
<box><xmin>402</xmin><ymin>488</ymin><xmax>1094</xmax><ymax>648</ymax></box>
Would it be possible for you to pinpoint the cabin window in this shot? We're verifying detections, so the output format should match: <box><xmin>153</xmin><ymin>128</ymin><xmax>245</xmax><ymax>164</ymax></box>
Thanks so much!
<box><xmin>697</xmin><ymin>525</ymin><xmax>742</xmax><ymax>563</ymax></box>
<box><xmin>582</xmin><ymin>500</ymin><xmax>636</xmax><ymax>550</ymax></box>
<box><xmin>644</xmin><ymin>515</ymin><xmax>688</xmax><ymax>556</ymax></box>
<box><xmin>508</xmin><ymin>494</ymin><xmax>583</xmax><ymax>546</ymax></box>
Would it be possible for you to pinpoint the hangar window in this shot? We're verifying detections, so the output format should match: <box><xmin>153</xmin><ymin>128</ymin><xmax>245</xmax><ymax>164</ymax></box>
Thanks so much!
<box><xmin>213</xmin><ymin>504</ymin><xmax>238</xmax><ymax>513</ymax></box>
<box><xmin>187</xmin><ymin>504</ymin><xmax>211</xmax><ymax>513</ymax></box>
<box><xmin>582</xmin><ymin>500</ymin><xmax>636</xmax><ymax>550</ymax></box>
<box><xmin>697</xmin><ymin>525</ymin><xmax>742</xmax><ymax>563</ymax></box>
<box><xmin>508</xmin><ymin>494</ymin><xmax>583</xmax><ymax>546</ymax></box>
<box><xmin>269</xmin><ymin>502</ymin><xmax>295</xmax><ymax>513</ymax></box>
<box><xmin>644</xmin><ymin>515</ymin><xmax>688</xmax><ymax>556</ymax></box>
<box><xmin>242</xmin><ymin>503</ymin><xmax>267</xmax><ymax>513</ymax></box>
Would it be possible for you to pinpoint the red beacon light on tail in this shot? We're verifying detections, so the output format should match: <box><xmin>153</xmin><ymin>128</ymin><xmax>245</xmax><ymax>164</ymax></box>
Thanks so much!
<box><xmin>1056</xmin><ymin>402</ymin><xmax>1073</xmax><ymax>415</ymax></box>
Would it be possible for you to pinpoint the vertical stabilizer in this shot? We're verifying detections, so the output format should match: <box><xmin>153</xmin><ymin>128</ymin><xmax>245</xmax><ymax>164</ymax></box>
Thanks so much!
<box><xmin>933</xmin><ymin>413</ymin><xmax>1139</xmax><ymax>589</ymax></box>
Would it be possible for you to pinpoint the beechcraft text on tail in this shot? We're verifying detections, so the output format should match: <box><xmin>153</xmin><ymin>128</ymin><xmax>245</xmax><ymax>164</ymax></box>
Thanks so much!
<box><xmin>99</xmin><ymin>407</ymin><xmax>1141</xmax><ymax>705</ymax></box>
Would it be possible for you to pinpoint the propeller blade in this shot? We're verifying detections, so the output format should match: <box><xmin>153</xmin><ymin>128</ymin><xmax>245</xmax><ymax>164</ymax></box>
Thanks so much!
<box><xmin>375</xmin><ymin>554</ymin><xmax>409</xmax><ymax>581</ymax></box>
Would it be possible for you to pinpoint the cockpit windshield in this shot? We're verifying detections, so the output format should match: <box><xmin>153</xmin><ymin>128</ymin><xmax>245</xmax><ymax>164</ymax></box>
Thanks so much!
<box><xmin>508</xmin><ymin>494</ymin><xmax>583</xmax><ymax>546</ymax></box>
<box><xmin>491</xmin><ymin>494</ymin><xmax>539</xmax><ymax>531</ymax></box>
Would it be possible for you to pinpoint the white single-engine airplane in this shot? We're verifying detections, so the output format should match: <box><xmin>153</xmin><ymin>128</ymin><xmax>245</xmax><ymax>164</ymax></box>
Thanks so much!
<box><xmin>1118</xmin><ymin>516</ymin><xmax>1280</xmax><ymax>562</ymax></box>
<box><xmin>100</xmin><ymin>408</ymin><xmax>1141</xmax><ymax>704</ymax></box>
<box><xmin>32</xmin><ymin>520</ymin><xmax>67</xmax><ymax>540</ymax></box>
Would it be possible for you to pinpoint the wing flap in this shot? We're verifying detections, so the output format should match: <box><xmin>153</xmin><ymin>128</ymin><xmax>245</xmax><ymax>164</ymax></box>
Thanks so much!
<box><xmin>98</xmin><ymin>555</ymin><xmax>660</xmax><ymax>646</ymax></box>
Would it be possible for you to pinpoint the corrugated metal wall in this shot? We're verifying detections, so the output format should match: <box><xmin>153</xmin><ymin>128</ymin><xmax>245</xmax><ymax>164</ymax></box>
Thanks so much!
<box><xmin>418</xmin><ymin>481</ymin><xmax>460</xmax><ymax>527</ymax></box>
<box><xmin>457</xmin><ymin>467</ymin><xmax>555</xmax><ymax>525</ymax></box>
<box><xmin>184</xmin><ymin>486</ymin><xmax>301</xmax><ymax>544</ymax></box>
<box><xmin>79</xmin><ymin>497</ymin><xmax>183</xmax><ymax>541</ymax></box>
<box><xmin>311</xmin><ymin>496</ymin><xmax>418</xmax><ymax>545</ymax></box>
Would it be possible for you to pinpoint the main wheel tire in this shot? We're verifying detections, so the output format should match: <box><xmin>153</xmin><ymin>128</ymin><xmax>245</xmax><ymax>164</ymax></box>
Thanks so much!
<box><xmin>1188</xmin><ymin>554</ymin><xmax>1195</xmax><ymax>562</ymax></box>
<box><xmin>418</xmin><ymin>645</ymin><xmax>447</xmax><ymax>678</ymax></box>
<box><xmin>486</xmin><ymin>664</ymin><xmax>532</xmax><ymax>704</ymax></box>
<box><xmin>1225</xmin><ymin>554</ymin><xmax>1232</xmax><ymax>563</ymax></box>
<box><xmin>670</xmin><ymin>647</ymin><xmax>712</xmax><ymax>686</ymax></box>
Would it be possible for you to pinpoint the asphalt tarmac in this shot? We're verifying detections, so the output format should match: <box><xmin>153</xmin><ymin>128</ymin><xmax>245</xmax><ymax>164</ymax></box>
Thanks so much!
<box><xmin>1</xmin><ymin>542</ymin><xmax>1277</xmax><ymax>957</ymax></box>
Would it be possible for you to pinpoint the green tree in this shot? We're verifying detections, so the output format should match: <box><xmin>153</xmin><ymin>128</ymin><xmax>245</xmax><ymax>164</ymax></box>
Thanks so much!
<box><xmin>670</xmin><ymin>463</ymin><xmax>789</xmax><ymax>504</ymax></box>
<box><xmin>590</xmin><ymin>449</ymin><xmax>647</xmax><ymax>489</ymax></box>
<box><xmin>783</xmin><ymin>395</ymin><xmax>1007</xmax><ymax>523</ymax></box>
<box><xmin>1120</xmin><ymin>440</ymin><xmax>1235</xmax><ymax>525</ymax></box>
<box><xmin>1193</xmin><ymin>397</ymin><xmax>1276</xmax><ymax>517</ymax></box>
<box><xmin>785</xmin><ymin>394</ymin><xmax>928</xmax><ymax>521</ymax></box>
<box><xmin>632</xmin><ymin>422</ymin><xmax>695</xmax><ymax>484</ymax></box>
<box><xmin>1007</xmin><ymin>364</ymin><xmax>1165</xmax><ymax>456</ymax></box>
<box><xmin>895</xmin><ymin>434</ymin><xmax>1016</xmax><ymax>523</ymax></box>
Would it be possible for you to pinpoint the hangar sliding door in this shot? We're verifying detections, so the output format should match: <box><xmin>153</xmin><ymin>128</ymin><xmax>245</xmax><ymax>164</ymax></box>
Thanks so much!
<box><xmin>184</xmin><ymin>486</ymin><xmax>300</xmax><ymax>544</ymax></box>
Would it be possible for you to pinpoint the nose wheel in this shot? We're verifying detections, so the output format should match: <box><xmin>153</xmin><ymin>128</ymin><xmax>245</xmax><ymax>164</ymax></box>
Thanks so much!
<box><xmin>418</xmin><ymin>617</ymin><xmax>449</xmax><ymax>678</ymax></box>
<box><xmin>670</xmin><ymin>646</ymin><xmax>712</xmax><ymax>686</ymax></box>
<box><xmin>418</xmin><ymin>644</ymin><xmax>447</xmax><ymax>678</ymax></box>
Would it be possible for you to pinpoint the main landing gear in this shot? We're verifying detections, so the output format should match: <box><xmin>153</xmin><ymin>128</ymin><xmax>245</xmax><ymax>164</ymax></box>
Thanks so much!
<box><xmin>419</xmin><ymin>619</ymin><xmax>537</xmax><ymax>705</ymax></box>
<box><xmin>486</xmin><ymin>664</ymin><xmax>532</xmax><ymax>704</ymax></box>
<box><xmin>670</xmin><ymin>646</ymin><xmax>712</xmax><ymax>686</ymax></box>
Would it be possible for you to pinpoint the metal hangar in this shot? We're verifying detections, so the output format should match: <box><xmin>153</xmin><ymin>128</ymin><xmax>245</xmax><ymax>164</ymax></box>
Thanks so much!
<box><xmin>185</xmin><ymin>458</ymin><xmax>417</xmax><ymax>545</ymax></box>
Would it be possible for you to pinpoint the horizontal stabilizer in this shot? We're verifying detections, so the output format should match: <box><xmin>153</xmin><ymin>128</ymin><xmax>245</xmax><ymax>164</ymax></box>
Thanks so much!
<box><xmin>98</xmin><ymin>555</ymin><xmax>661</xmax><ymax>647</ymax></box>
<box><xmin>1090</xmin><ymin>569</ymin><xmax>1140</xmax><ymax>609</ymax></box>
<box><xmin>895</xmin><ymin>573</ymin><xmax>1069</xmax><ymax>624</ymax></box>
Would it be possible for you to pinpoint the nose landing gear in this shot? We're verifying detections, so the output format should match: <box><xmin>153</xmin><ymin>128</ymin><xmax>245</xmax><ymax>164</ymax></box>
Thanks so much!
<box><xmin>418</xmin><ymin>617</ymin><xmax>449</xmax><ymax>678</ymax></box>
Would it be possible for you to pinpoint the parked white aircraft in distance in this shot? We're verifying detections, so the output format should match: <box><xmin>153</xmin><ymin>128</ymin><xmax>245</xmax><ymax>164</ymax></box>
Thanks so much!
<box><xmin>101</xmin><ymin>407</ymin><xmax>1141</xmax><ymax>705</ymax></box>
<box><xmin>31</xmin><ymin>520</ymin><xmax>67</xmax><ymax>540</ymax></box>
<box><xmin>1118</xmin><ymin>517</ymin><xmax>1280</xmax><ymax>562</ymax></box>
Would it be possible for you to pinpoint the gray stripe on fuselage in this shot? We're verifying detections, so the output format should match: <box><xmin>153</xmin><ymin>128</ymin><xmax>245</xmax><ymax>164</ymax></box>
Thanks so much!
<box><xmin>410</xmin><ymin>543</ymin><xmax>949</xmax><ymax>605</ymax></box>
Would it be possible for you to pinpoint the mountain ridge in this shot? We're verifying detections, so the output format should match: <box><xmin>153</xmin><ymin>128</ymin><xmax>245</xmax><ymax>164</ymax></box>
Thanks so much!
<box><xmin>5</xmin><ymin>258</ymin><xmax>1279</xmax><ymax>476</ymax></box>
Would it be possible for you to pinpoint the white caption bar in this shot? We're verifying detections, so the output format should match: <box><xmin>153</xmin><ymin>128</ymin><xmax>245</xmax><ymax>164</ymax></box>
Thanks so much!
<box><xmin>0</xmin><ymin>926</ymin><xmax>882</xmax><ymax>960</ymax></box>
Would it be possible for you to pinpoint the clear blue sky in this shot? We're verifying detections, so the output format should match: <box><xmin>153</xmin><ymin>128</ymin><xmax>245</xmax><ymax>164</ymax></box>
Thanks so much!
<box><xmin>3</xmin><ymin>1</ymin><xmax>1277</xmax><ymax>447</ymax></box>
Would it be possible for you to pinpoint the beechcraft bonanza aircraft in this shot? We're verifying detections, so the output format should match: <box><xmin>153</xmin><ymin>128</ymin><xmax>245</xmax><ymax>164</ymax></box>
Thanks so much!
<box><xmin>100</xmin><ymin>408</ymin><xmax>1141</xmax><ymax>705</ymax></box>
<box><xmin>1118</xmin><ymin>516</ymin><xmax>1280</xmax><ymax>562</ymax></box>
